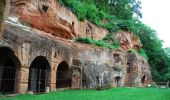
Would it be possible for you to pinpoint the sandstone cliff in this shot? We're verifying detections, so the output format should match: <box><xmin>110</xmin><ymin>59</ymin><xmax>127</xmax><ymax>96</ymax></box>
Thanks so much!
<box><xmin>0</xmin><ymin>0</ymin><xmax>152</xmax><ymax>94</ymax></box>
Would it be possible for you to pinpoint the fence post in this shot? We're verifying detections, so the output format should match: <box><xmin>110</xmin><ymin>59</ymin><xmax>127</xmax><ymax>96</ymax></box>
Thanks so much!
<box><xmin>167</xmin><ymin>81</ymin><xmax>169</xmax><ymax>88</ymax></box>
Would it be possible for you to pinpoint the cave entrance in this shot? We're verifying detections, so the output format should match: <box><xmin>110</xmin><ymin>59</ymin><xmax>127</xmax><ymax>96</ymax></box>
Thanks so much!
<box><xmin>142</xmin><ymin>75</ymin><xmax>146</xmax><ymax>84</ymax></box>
<box><xmin>28</xmin><ymin>56</ymin><xmax>50</xmax><ymax>93</ymax></box>
<box><xmin>56</xmin><ymin>61</ymin><xmax>70</xmax><ymax>88</ymax></box>
<box><xmin>115</xmin><ymin>76</ymin><xmax>121</xmax><ymax>87</ymax></box>
<box><xmin>0</xmin><ymin>47</ymin><xmax>20</xmax><ymax>94</ymax></box>
<box><xmin>42</xmin><ymin>5</ymin><xmax>48</xmax><ymax>13</ymax></box>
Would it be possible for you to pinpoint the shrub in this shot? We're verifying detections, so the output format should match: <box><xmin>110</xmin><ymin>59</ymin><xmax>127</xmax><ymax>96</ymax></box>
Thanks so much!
<box><xmin>75</xmin><ymin>37</ymin><xmax>119</xmax><ymax>49</ymax></box>
<box><xmin>74</xmin><ymin>2</ymin><xmax>87</xmax><ymax>21</ymax></box>
<box><xmin>75</xmin><ymin>37</ymin><xmax>93</xmax><ymax>44</ymax></box>
<box><xmin>117</xmin><ymin>20</ymin><xmax>135</xmax><ymax>32</ymax></box>
<box><xmin>103</xmin><ymin>34</ymin><xmax>113</xmax><ymax>41</ymax></box>
<box><xmin>138</xmin><ymin>48</ymin><xmax>148</xmax><ymax>60</ymax></box>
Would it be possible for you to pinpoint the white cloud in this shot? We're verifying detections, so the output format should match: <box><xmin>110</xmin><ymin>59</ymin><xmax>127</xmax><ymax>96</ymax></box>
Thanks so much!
<box><xmin>141</xmin><ymin>0</ymin><xmax>170</xmax><ymax>48</ymax></box>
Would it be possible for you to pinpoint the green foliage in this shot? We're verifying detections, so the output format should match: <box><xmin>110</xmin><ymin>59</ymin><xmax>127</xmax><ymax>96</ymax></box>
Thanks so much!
<box><xmin>117</xmin><ymin>20</ymin><xmax>135</xmax><ymax>32</ymax></box>
<box><xmin>60</xmin><ymin>0</ymin><xmax>87</xmax><ymax>20</ymax></box>
<box><xmin>103</xmin><ymin>33</ymin><xmax>120</xmax><ymax>49</ymax></box>
<box><xmin>74</xmin><ymin>2</ymin><xmax>87</xmax><ymax>21</ymax></box>
<box><xmin>60</xmin><ymin>0</ymin><xmax>170</xmax><ymax>82</ymax></box>
<box><xmin>138</xmin><ymin>48</ymin><xmax>148</xmax><ymax>60</ymax></box>
<box><xmin>75</xmin><ymin>37</ymin><xmax>93</xmax><ymax>44</ymax></box>
<box><xmin>128</xmin><ymin>49</ymin><xmax>137</xmax><ymax>53</ymax></box>
<box><xmin>131</xmin><ymin>20</ymin><xmax>170</xmax><ymax>82</ymax></box>
<box><xmin>75</xmin><ymin>37</ymin><xmax>119</xmax><ymax>49</ymax></box>
<box><xmin>85</xmin><ymin>4</ymin><xmax>98</xmax><ymax>23</ymax></box>
<box><xmin>164</xmin><ymin>48</ymin><xmax>170</xmax><ymax>57</ymax></box>
<box><xmin>103</xmin><ymin>34</ymin><xmax>113</xmax><ymax>42</ymax></box>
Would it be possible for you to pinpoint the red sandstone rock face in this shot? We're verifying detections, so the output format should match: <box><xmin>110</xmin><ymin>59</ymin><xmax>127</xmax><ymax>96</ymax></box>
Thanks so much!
<box><xmin>10</xmin><ymin>0</ymin><xmax>76</xmax><ymax>39</ymax></box>
<box><xmin>79</xmin><ymin>20</ymin><xmax>108</xmax><ymax>40</ymax></box>
<box><xmin>113</xmin><ymin>31</ymin><xmax>142</xmax><ymax>50</ymax></box>
<box><xmin>10</xmin><ymin>0</ymin><xmax>109</xmax><ymax>40</ymax></box>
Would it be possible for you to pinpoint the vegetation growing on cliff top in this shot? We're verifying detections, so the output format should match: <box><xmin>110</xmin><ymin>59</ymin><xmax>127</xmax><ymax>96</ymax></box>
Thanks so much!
<box><xmin>75</xmin><ymin>37</ymin><xmax>119</xmax><ymax>49</ymax></box>
<box><xmin>60</xmin><ymin>0</ymin><xmax>170</xmax><ymax>82</ymax></box>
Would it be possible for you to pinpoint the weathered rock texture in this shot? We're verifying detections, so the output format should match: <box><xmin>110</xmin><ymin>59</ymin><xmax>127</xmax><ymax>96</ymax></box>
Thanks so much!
<box><xmin>0</xmin><ymin>0</ymin><xmax>152</xmax><ymax>94</ymax></box>
<box><xmin>113</xmin><ymin>31</ymin><xmax>142</xmax><ymax>50</ymax></box>
<box><xmin>0</xmin><ymin>0</ymin><xmax>9</xmax><ymax>36</ymax></box>
<box><xmin>79</xmin><ymin>20</ymin><xmax>108</xmax><ymax>40</ymax></box>
<box><xmin>10</xmin><ymin>0</ymin><xmax>108</xmax><ymax>40</ymax></box>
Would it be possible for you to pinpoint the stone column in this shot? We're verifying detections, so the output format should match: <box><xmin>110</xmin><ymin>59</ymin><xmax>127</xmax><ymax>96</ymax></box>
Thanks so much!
<box><xmin>50</xmin><ymin>62</ymin><xmax>58</xmax><ymax>91</ymax></box>
<box><xmin>17</xmin><ymin>67</ymin><xmax>29</xmax><ymax>94</ymax></box>
<box><xmin>0</xmin><ymin>0</ymin><xmax>9</xmax><ymax>38</ymax></box>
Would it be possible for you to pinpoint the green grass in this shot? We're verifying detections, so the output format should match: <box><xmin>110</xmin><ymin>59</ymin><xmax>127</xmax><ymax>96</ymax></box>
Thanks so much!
<box><xmin>1</xmin><ymin>88</ymin><xmax>170</xmax><ymax>100</ymax></box>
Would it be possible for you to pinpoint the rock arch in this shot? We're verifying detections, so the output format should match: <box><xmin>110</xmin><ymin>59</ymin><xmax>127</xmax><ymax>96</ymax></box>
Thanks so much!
<box><xmin>28</xmin><ymin>56</ymin><xmax>51</xmax><ymax>93</ymax></box>
<box><xmin>0</xmin><ymin>47</ymin><xmax>21</xmax><ymax>94</ymax></box>
<box><xmin>56</xmin><ymin>61</ymin><xmax>71</xmax><ymax>88</ymax></box>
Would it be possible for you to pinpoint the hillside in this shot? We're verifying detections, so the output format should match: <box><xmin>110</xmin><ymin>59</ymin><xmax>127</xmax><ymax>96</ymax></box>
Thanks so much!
<box><xmin>59</xmin><ymin>0</ymin><xmax>170</xmax><ymax>82</ymax></box>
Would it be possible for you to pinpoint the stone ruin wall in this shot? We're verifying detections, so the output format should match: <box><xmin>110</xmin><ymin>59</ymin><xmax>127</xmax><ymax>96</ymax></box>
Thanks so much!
<box><xmin>0</xmin><ymin>0</ymin><xmax>152</xmax><ymax>94</ymax></box>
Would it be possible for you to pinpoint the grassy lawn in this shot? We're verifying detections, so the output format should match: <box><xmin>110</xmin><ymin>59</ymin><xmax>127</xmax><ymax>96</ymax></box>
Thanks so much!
<box><xmin>0</xmin><ymin>88</ymin><xmax>170</xmax><ymax>100</ymax></box>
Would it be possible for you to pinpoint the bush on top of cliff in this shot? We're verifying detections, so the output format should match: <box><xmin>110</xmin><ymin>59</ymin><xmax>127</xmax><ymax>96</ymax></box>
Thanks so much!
<box><xmin>138</xmin><ymin>49</ymin><xmax>148</xmax><ymax>60</ymax></box>
<box><xmin>59</xmin><ymin>0</ymin><xmax>142</xmax><ymax>33</ymax></box>
<box><xmin>75</xmin><ymin>37</ymin><xmax>119</xmax><ymax>49</ymax></box>
<box><xmin>59</xmin><ymin>0</ymin><xmax>120</xmax><ymax>32</ymax></box>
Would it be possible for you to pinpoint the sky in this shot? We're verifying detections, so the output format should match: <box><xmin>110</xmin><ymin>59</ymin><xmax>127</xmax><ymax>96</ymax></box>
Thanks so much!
<box><xmin>141</xmin><ymin>0</ymin><xmax>170</xmax><ymax>48</ymax></box>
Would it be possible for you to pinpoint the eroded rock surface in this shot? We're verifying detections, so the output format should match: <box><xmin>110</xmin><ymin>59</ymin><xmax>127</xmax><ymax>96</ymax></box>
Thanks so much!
<box><xmin>113</xmin><ymin>31</ymin><xmax>142</xmax><ymax>50</ymax></box>
<box><xmin>10</xmin><ymin>0</ymin><xmax>76</xmax><ymax>39</ymax></box>
<box><xmin>0</xmin><ymin>0</ymin><xmax>152</xmax><ymax>94</ymax></box>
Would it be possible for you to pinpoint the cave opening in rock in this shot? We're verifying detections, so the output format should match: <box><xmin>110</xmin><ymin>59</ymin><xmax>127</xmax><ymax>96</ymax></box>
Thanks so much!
<box><xmin>42</xmin><ymin>5</ymin><xmax>49</xmax><ymax>13</ymax></box>
<box><xmin>0</xmin><ymin>47</ymin><xmax>20</xmax><ymax>94</ymax></box>
<box><xmin>28</xmin><ymin>56</ymin><xmax>50</xmax><ymax>93</ymax></box>
<box><xmin>56</xmin><ymin>61</ymin><xmax>71</xmax><ymax>88</ymax></box>
<box><xmin>127</xmin><ymin>62</ymin><xmax>130</xmax><ymax>73</ymax></box>
<box><xmin>115</xmin><ymin>76</ymin><xmax>121</xmax><ymax>87</ymax></box>
<box><xmin>86</xmin><ymin>23</ymin><xmax>93</xmax><ymax>39</ymax></box>
<box><xmin>114</xmin><ymin>54</ymin><xmax>121</xmax><ymax>63</ymax></box>
<box><xmin>142</xmin><ymin>75</ymin><xmax>146</xmax><ymax>84</ymax></box>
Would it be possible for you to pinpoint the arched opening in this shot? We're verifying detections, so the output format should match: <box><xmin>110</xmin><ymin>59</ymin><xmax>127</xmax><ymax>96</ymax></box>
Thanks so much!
<box><xmin>113</xmin><ymin>54</ymin><xmax>121</xmax><ymax>63</ymax></box>
<box><xmin>86</xmin><ymin>23</ymin><xmax>93</xmax><ymax>39</ymax></box>
<box><xmin>0</xmin><ymin>47</ymin><xmax>20</xmax><ymax>94</ymax></box>
<box><xmin>142</xmin><ymin>75</ymin><xmax>146</xmax><ymax>84</ymax></box>
<box><xmin>42</xmin><ymin>5</ymin><xmax>48</xmax><ymax>13</ymax></box>
<box><xmin>115</xmin><ymin>76</ymin><xmax>121</xmax><ymax>87</ymax></box>
<box><xmin>56</xmin><ymin>61</ymin><xmax>70</xmax><ymax>88</ymax></box>
<box><xmin>28</xmin><ymin>56</ymin><xmax>50</xmax><ymax>93</ymax></box>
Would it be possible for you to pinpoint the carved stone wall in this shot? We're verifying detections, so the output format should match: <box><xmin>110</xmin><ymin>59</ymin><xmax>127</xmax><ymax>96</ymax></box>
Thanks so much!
<box><xmin>0</xmin><ymin>0</ymin><xmax>152</xmax><ymax>94</ymax></box>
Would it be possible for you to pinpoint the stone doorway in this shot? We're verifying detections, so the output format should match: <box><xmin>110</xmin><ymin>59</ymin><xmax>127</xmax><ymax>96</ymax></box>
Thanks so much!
<box><xmin>28</xmin><ymin>56</ymin><xmax>50</xmax><ymax>93</ymax></box>
<box><xmin>115</xmin><ymin>76</ymin><xmax>121</xmax><ymax>87</ymax></box>
<box><xmin>142</xmin><ymin>75</ymin><xmax>146</xmax><ymax>84</ymax></box>
<box><xmin>56</xmin><ymin>61</ymin><xmax>70</xmax><ymax>88</ymax></box>
<box><xmin>0</xmin><ymin>47</ymin><xmax>20</xmax><ymax>94</ymax></box>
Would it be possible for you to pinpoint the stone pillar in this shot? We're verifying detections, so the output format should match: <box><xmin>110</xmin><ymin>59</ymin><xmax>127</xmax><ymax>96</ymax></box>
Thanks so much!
<box><xmin>17</xmin><ymin>67</ymin><xmax>29</xmax><ymax>94</ymax></box>
<box><xmin>16</xmin><ymin>43</ymin><xmax>31</xmax><ymax>94</ymax></box>
<box><xmin>50</xmin><ymin>62</ymin><xmax>58</xmax><ymax>91</ymax></box>
<box><xmin>50</xmin><ymin>47</ymin><xmax>63</xmax><ymax>91</ymax></box>
<box><xmin>0</xmin><ymin>0</ymin><xmax>9</xmax><ymax>38</ymax></box>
